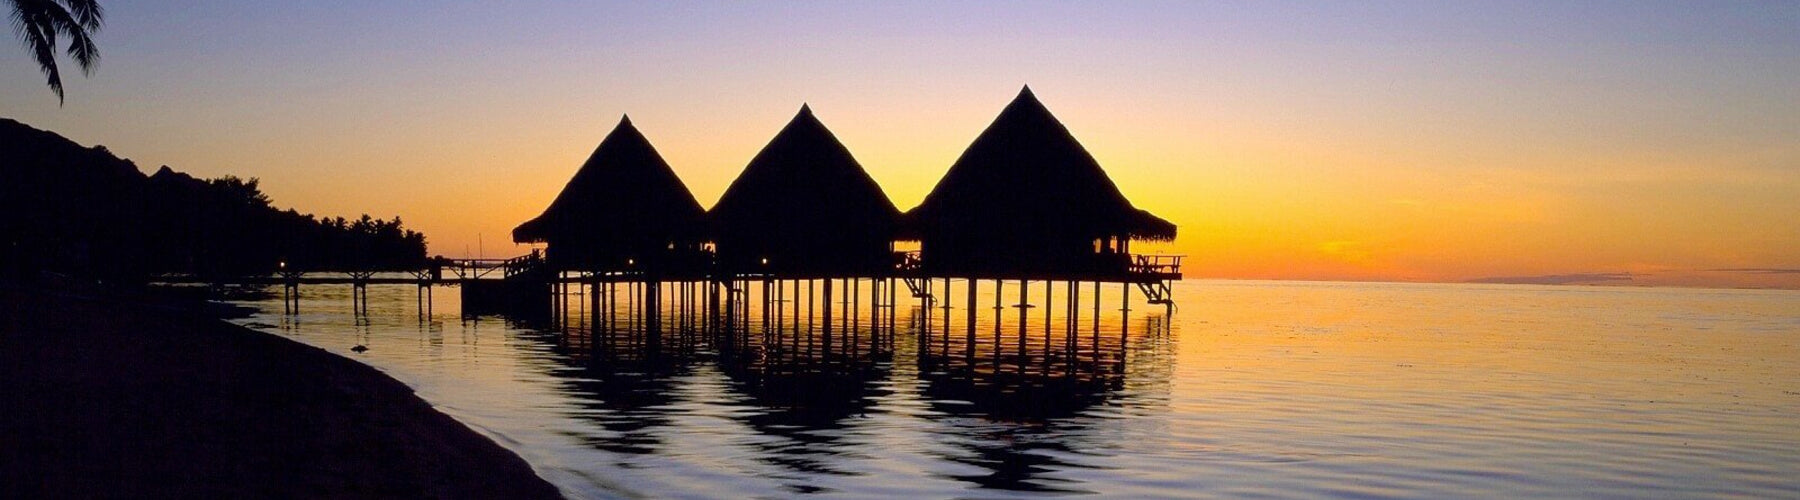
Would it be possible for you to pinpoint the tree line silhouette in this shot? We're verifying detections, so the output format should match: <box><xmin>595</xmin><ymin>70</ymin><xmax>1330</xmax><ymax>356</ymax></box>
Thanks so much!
<box><xmin>1</xmin><ymin>118</ymin><xmax>426</xmax><ymax>282</ymax></box>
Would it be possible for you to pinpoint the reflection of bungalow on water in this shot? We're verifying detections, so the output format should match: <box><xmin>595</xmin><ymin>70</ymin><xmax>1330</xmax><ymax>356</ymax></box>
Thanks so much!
<box><xmin>507</xmin><ymin>86</ymin><xmax>1180</xmax><ymax>355</ymax></box>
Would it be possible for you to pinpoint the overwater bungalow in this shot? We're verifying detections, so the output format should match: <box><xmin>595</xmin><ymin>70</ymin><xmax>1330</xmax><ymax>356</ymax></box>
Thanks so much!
<box><xmin>708</xmin><ymin>105</ymin><xmax>902</xmax><ymax>277</ymax></box>
<box><xmin>905</xmin><ymin>86</ymin><xmax>1176</xmax><ymax>280</ymax></box>
<box><xmin>483</xmin><ymin>92</ymin><xmax>1172</xmax><ymax>344</ymax></box>
<box><xmin>512</xmin><ymin>116</ymin><xmax>707</xmax><ymax>276</ymax></box>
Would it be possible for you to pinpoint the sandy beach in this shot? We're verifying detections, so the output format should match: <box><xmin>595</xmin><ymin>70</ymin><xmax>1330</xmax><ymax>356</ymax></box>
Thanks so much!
<box><xmin>0</xmin><ymin>285</ymin><xmax>562</xmax><ymax>499</ymax></box>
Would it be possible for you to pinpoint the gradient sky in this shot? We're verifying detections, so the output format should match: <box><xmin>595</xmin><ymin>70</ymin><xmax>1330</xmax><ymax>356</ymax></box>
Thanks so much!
<box><xmin>3</xmin><ymin>1</ymin><xmax>1797</xmax><ymax>287</ymax></box>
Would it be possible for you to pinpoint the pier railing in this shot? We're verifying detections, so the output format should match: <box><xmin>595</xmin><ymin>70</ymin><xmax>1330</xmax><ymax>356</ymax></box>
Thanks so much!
<box><xmin>887</xmin><ymin>250</ymin><xmax>1181</xmax><ymax>280</ymax></box>
<box><xmin>438</xmin><ymin>258</ymin><xmax>512</xmax><ymax>280</ymax></box>
<box><xmin>1130</xmin><ymin>254</ymin><xmax>1183</xmax><ymax>276</ymax></box>
<box><xmin>502</xmin><ymin>254</ymin><xmax>545</xmax><ymax>279</ymax></box>
<box><xmin>151</xmin><ymin>250</ymin><xmax>1180</xmax><ymax>287</ymax></box>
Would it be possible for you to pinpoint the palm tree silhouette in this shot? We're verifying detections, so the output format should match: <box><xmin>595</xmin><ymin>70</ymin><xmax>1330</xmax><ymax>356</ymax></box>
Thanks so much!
<box><xmin>9</xmin><ymin>0</ymin><xmax>103</xmax><ymax>104</ymax></box>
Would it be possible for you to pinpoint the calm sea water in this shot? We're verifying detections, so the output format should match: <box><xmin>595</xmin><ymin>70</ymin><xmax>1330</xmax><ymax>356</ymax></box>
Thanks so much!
<box><xmin>228</xmin><ymin>280</ymin><xmax>1800</xmax><ymax>499</ymax></box>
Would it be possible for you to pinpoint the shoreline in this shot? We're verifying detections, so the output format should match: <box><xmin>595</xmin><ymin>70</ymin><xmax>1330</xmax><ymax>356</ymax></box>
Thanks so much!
<box><xmin>0</xmin><ymin>285</ymin><xmax>563</xmax><ymax>499</ymax></box>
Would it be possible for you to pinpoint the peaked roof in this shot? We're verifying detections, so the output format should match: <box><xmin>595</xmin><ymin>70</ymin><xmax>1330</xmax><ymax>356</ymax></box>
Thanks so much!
<box><xmin>708</xmin><ymin>105</ymin><xmax>901</xmax><ymax>240</ymax></box>
<box><xmin>908</xmin><ymin>86</ymin><xmax>1175</xmax><ymax>241</ymax></box>
<box><xmin>513</xmin><ymin>116</ymin><xmax>705</xmax><ymax>244</ymax></box>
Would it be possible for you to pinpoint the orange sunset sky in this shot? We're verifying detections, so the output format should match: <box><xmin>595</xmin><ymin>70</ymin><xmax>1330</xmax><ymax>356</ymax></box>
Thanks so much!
<box><xmin>3</xmin><ymin>2</ymin><xmax>1796</xmax><ymax>288</ymax></box>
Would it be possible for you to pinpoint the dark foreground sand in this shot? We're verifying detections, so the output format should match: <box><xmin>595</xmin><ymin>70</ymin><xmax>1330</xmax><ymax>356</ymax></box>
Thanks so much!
<box><xmin>0</xmin><ymin>287</ymin><xmax>563</xmax><ymax>499</ymax></box>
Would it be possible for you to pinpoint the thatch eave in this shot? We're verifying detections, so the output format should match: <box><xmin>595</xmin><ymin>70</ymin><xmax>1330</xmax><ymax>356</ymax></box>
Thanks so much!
<box><xmin>511</xmin><ymin>216</ymin><xmax>552</xmax><ymax>244</ymax></box>
<box><xmin>1127</xmin><ymin>208</ymin><xmax>1177</xmax><ymax>241</ymax></box>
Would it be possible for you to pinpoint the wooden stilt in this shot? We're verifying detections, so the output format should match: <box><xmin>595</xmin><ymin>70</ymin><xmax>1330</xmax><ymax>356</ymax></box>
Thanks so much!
<box><xmin>941</xmin><ymin>278</ymin><xmax>952</xmax><ymax>357</ymax></box>
<box><xmin>993</xmin><ymin>278</ymin><xmax>1004</xmax><ymax>367</ymax></box>
<box><xmin>1017</xmin><ymin>279</ymin><xmax>1028</xmax><ymax>372</ymax></box>
<box><xmin>1066</xmin><ymin>280</ymin><xmax>1077</xmax><ymax>371</ymax></box>
<box><xmin>966</xmin><ymin>278</ymin><xmax>977</xmax><ymax>361</ymax></box>
<box><xmin>657</xmin><ymin>280</ymin><xmax>667</xmax><ymax>349</ymax></box>
<box><xmin>823</xmin><ymin>277</ymin><xmax>833</xmax><ymax>361</ymax></box>
<box><xmin>886</xmin><ymin>278</ymin><xmax>895</xmax><ymax>352</ymax></box>
<box><xmin>920</xmin><ymin>278</ymin><xmax>931</xmax><ymax>343</ymax></box>
<box><xmin>1093</xmin><ymin>281</ymin><xmax>1101</xmax><ymax>367</ymax></box>
<box><xmin>764</xmin><ymin>279</ymin><xmax>774</xmax><ymax>347</ymax></box>
<box><xmin>1120</xmin><ymin>281</ymin><xmax>1130</xmax><ymax>372</ymax></box>
<box><xmin>775</xmin><ymin>279</ymin><xmax>785</xmax><ymax>347</ymax></box>
<box><xmin>851</xmin><ymin>278</ymin><xmax>860</xmax><ymax>361</ymax></box>
<box><xmin>802</xmin><ymin>279</ymin><xmax>812</xmax><ymax>356</ymax></box>
<box><xmin>1044</xmin><ymin>279</ymin><xmax>1053</xmax><ymax>353</ymax></box>
<box><xmin>630</xmin><ymin>281</ymin><xmax>639</xmax><ymax>345</ymax></box>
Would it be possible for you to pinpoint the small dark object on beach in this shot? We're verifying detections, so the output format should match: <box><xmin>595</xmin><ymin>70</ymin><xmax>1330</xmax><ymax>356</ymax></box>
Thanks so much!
<box><xmin>351</xmin><ymin>344</ymin><xmax>368</xmax><ymax>353</ymax></box>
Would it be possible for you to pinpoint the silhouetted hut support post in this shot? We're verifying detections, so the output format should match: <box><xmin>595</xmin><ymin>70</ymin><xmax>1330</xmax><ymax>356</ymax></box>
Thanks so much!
<box><xmin>901</xmin><ymin>277</ymin><xmax>1125</xmax><ymax>380</ymax></box>
<box><xmin>407</xmin><ymin>266</ymin><xmax>437</xmax><ymax>320</ymax></box>
<box><xmin>280</xmin><ymin>267</ymin><xmax>303</xmax><ymax>315</ymax></box>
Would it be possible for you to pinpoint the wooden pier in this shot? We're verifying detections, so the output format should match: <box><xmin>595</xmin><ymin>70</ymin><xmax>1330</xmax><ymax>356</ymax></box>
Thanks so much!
<box><xmin>152</xmin><ymin>252</ymin><xmax>1179</xmax><ymax>372</ymax></box>
<box><xmin>153</xmin><ymin>87</ymin><xmax>1188</xmax><ymax>404</ymax></box>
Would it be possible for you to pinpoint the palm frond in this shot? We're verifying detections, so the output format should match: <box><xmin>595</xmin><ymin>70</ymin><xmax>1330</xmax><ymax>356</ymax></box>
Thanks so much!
<box><xmin>18</xmin><ymin>13</ymin><xmax>64</xmax><ymax>102</ymax></box>
<box><xmin>42</xmin><ymin>3</ymin><xmax>97</xmax><ymax>73</ymax></box>
<box><xmin>9</xmin><ymin>0</ymin><xmax>104</xmax><ymax>103</ymax></box>
<box><xmin>63</xmin><ymin>0</ymin><xmax>101</xmax><ymax>30</ymax></box>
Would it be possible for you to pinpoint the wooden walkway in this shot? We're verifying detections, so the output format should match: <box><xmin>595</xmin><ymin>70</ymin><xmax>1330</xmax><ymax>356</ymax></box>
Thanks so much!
<box><xmin>149</xmin><ymin>252</ymin><xmax>1183</xmax><ymax>316</ymax></box>
<box><xmin>149</xmin><ymin>253</ymin><xmax>1183</xmax><ymax>287</ymax></box>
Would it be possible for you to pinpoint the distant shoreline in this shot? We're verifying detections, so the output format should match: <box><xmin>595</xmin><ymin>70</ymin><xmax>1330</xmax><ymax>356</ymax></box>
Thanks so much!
<box><xmin>0</xmin><ymin>284</ymin><xmax>563</xmax><ymax>499</ymax></box>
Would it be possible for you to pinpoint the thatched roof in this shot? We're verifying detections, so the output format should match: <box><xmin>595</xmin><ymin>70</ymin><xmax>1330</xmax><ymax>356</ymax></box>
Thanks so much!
<box><xmin>907</xmin><ymin>86</ymin><xmax>1175</xmax><ymax>241</ymax></box>
<box><xmin>512</xmin><ymin>116</ymin><xmax>705</xmax><ymax>246</ymax></box>
<box><xmin>709</xmin><ymin>105</ymin><xmax>901</xmax><ymax>248</ymax></box>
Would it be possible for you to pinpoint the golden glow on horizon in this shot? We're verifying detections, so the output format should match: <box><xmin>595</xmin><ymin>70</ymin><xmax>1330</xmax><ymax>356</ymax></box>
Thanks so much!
<box><xmin>75</xmin><ymin>91</ymin><xmax>1797</xmax><ymax>289</ymax></box>
<box><xmin>4</xmin><ymin>4</ymin><xmax>1793</xmax><ymax>288</ymax></box>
